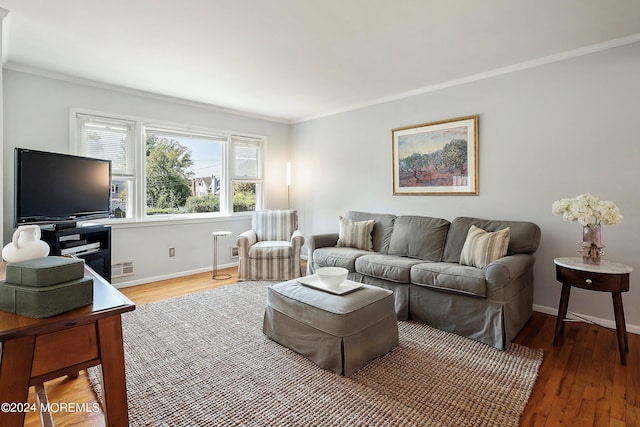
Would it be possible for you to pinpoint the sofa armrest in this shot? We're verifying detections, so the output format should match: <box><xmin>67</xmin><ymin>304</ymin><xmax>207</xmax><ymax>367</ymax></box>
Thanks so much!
<box><xmin>485</xmin><ymin>253</ymin><xmax>535</xmax><ymax>299</ymax></box>
<box><xmin>307</xmin><ymin>233</ymin><xmax>339</xmax><ymax>251</ymax></box>
<box><xmin>305</xmin><ymin>233</ymin><xmax>339</xmax><ymax>275</ymax></box>
<box><xmin>236</xmin><ymin>230</ymin><xmax>257</xmax><ymax>258</ymax></box>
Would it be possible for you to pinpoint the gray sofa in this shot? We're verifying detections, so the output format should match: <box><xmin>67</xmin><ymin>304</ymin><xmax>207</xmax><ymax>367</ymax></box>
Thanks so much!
<box><xmin>306</xmin><ymin>211</ymin><xmax>541</xmax><ymax>350</ymax></box>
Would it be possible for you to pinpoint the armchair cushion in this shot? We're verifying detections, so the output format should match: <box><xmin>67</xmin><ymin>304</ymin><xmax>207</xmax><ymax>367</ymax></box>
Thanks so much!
<box><xmin>249</xmin><ymin>241</ymin><xmax>292</xmax><ymax>259</ymax></box>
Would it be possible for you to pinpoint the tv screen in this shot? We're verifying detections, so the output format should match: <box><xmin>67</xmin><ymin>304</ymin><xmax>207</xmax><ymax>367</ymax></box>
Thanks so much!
<box><xmin>14</xmin><ymin>148</ymin><xmax>112</xmax><ymax>227</ymax></box>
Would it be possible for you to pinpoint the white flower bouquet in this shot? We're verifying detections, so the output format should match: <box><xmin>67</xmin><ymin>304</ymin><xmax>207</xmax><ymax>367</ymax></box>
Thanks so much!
<box><xmin>552</xmin><ymin>193</ymin><xmax>623</xmax><ymax>226</ymax></box>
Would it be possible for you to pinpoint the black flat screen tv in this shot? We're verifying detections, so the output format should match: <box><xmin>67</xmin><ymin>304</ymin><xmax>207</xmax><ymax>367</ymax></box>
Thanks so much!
<box><xmin>14</xmin><ymin>148</ymin><xmax>112</xmax><ymax>227</ymax></box>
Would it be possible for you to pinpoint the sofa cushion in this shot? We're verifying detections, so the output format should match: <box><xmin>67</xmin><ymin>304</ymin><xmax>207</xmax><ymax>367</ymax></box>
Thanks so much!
<box><xmin>313</xmin><ymin>247</ymin><xmax>371</xmax><ymax>272</ymax></box>
<box><xmin>249</xmin><ymin>241</ymin><xmax>292</xmax><ymax>259</ymax></box>
<box><xmin>355</xmin><ymin>254</ymin><xmax>426</xmax><ymax>284</ymax></box>
<box><xmin>337</xmin><ymin>217</ymin><xmax>375</xmax><ymax>250</ymax></box>
<box><xmin>410</xmin><ymin>262</ymin><xmax>487</xmax><ymax>298</ymax></box>
<box><xmin>459</xmin><ymin>225</ymin><xmax>510</xmax><ymax>269</ymax></box>
<box><xmin>343</xmin><ymin>211</ymin><xmax>396</xmax><ymax>254</ymax></box>
<box><xmin>442</xmin><ymin>217</ymin><xmax>541</xmax><ymax>263</ymax></box>
<box><xmin>387</xmin><ymin>216</ymin><xmax>450</xmax><ymax>261</ymax></box>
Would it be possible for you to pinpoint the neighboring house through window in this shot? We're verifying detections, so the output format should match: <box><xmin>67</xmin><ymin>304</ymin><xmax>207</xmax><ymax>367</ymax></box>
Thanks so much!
<box><xmin>72</xmin><ymin>110</ymin><xmax>265</xmax><ymax>220</ymax></box>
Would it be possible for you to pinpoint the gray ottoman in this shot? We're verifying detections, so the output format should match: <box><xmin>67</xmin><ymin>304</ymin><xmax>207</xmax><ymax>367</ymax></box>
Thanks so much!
<box><xmin>263</xmin><ymin>279</ymin><xmax>398</xmax><ymax>377</ymax></box>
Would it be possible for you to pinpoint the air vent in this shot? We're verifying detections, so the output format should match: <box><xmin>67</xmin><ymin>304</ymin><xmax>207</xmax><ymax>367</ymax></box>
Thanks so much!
<box><xmin>230</xmin><ymin>246</ymin><xmax>239</xmax><ymax>258</ymax></box>
<box><xmin>112</xmin><ymin>261</ymin><xmax>134</xmax><ymax>278</ymax></box>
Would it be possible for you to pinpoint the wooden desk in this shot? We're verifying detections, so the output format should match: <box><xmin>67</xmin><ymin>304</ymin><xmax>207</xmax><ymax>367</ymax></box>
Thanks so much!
<box><xmin>553</xmin><ymin>257</ymin><xmax>632</xmax><ymax>365</ymax></box>
<box><xmin>0</xmin><ymin>262</ymin><xmax>135</xmax><ymax>426</ymax></box>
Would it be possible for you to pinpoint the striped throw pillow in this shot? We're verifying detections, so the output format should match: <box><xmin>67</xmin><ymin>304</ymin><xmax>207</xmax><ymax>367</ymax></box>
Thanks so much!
<box><xmin>459</xmin><ymin>225</ymin><xmax>510</xmax><ymax>269</ymax></box>
<box><xmin>337</xmin><ymin>217</ymin><xmax>375</xmax><ymax>251</ymax></box>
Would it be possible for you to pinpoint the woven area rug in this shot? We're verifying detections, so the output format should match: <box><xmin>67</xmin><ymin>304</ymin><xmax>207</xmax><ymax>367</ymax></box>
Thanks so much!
<box><xmin>88</xmin><ymin>281</ymin><xmax>542</xmax><ymax>426</ymax></box>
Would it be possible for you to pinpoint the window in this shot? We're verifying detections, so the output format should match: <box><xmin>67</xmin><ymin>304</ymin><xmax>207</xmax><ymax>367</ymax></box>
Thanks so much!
<box><xmin>145</xmin><ymin>127</ymin><xmax>225</xmax><ymax>216</ymax></box>
<box><xmin>76</xmin><ymin>114</ymin><xmax>135</xmax><ymax>219</ymax></box>
<box><xmin>232</xmin><ymin>136</ymin><xmax>263</xmax><ymax>213</ymax></box>
<box><xmin>72</xmin><ymin>111</ymin><xmax>264</xmax><ymax>220</ymax></box>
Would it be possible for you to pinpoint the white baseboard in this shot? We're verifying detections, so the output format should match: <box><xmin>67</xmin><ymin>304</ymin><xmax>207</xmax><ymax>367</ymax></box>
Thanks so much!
<box><xmin>533</xmin><ymin>304</ymin><xmax>640</xmax><ymax>335</ymax></box>
<box><xmin>113</xmin><ymin>261</ymin><xmax>238</xmax><ymax>288</ymax></box>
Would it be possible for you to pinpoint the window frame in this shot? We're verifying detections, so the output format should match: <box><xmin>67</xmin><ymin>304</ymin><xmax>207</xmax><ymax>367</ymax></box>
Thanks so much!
<box><xmin>70</xmin><ymin>108</ymin><xmax>266</xmax><ymax>223</ymax></box>
<box><xmin>230</xmin><ymin>136</ymin><xmax>265</xmax><ymax>213</ymax></box>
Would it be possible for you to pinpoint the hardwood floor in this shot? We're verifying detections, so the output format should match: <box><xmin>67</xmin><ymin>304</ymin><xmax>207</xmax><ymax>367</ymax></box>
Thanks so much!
<box><xmin>514</xmin><ymin>311</ymin><xmax>639</xmax><ymax>426</ymax></box>
<box><xmin>22</xmin><ymin>268</ymin><xmax>639</xmax><ymax>426</ymax></box>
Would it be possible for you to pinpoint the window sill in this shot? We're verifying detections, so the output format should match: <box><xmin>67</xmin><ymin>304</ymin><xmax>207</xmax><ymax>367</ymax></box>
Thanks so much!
<box><xmin>83</xmin><ymin>212</ymin><xmax>252</xmax><ymax>230</ymax></box>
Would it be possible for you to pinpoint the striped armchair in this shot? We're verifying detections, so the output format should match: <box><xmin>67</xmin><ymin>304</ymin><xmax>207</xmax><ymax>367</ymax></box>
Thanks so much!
<box><xmin>236</xmin><ymin>210</ymin><xmax>305</xmax><ymax>281</ymax></box>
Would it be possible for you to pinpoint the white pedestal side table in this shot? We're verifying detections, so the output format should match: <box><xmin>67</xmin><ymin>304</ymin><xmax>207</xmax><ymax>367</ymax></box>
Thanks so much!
<box><xmin>212</xmin><ymin>231</ymin><xmax>232</xmax><ymax>280</ymax></box>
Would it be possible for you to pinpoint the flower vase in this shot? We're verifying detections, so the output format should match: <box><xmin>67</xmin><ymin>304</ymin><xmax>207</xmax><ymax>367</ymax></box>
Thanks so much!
<box><xmin>579</xmin><ymin>223</ymin><xmax>604</xmax><ymax>265</ymax></box>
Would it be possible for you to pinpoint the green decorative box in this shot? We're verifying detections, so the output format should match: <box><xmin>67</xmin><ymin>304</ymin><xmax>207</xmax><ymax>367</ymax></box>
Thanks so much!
<box><xmin>0</xmin><ymin>277</ymin><xmax>94</xmax><ymax>318</ymax></box>
<box><xmin>5</xmin><ymin>256</ymin><xmax>84</xmax><ymax>287</ymax></box>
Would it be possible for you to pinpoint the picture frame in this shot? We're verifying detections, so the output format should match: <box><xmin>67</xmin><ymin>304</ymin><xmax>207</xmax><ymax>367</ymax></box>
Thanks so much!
<box><xmin>392</xmin><ymin>115</ymin><xmax>478</xmax><ymax>195</ymax></box>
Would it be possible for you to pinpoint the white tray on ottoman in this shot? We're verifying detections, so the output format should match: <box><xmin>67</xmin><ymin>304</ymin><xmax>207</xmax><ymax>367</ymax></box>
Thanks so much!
<box><xmin>263</xmin><ymin>278</ymin><xmax>398</xmax><ymax>377</ymax></box>
<box><xmin>297</xmin><ymin>275</ymin><xmax>364</xmax><ymax>295</ymax></box>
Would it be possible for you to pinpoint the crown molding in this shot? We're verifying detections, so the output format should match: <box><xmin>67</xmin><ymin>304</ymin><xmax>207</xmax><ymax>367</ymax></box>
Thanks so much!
<box><xmin>3</xmin><ymin>63</ymin><xmax>293</xmax><ymax>125</ymax></box>
<box><xmin>293</xmin><ymin>33</ymin><xmax>640</xmax><ymax>124</ymax></box>
<box><xmin>4</xmin><ymin>32</ymin><xmax>639</xmax><ymax>126</ymax></box>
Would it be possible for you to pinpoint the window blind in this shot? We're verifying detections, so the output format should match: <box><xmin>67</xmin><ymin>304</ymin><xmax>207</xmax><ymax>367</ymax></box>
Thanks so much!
<box><xmin>76</xmin><ymin>114</ymin><xmax>135</xmax><ymax>176</ymax></box>
<box><xmin>146</xmin><ymin>126</ymin><xmax>227</xmax><ymax>142</ymax></box>
<box><xmin>232</xmin><ymin>136</ymin><xmax>263</xmax><ymax>180</ymax></box>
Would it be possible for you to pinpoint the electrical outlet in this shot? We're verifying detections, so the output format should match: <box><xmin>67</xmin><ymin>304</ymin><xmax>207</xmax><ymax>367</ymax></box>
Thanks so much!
<box><xmin>169</xmin><ymin>248</ymin><xmax>175</xmax><ymax>257</ymax></box>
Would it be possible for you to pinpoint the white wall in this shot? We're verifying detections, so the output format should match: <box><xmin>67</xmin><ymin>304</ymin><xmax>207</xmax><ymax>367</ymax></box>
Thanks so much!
<box><xmin>2</xmin><ymin>70</ymin><xmax>291</xmax><ymax>286</ymax></box>
<box><xmin>291</xmin><ymin>42</ymin><xmax>640</xmax><ymax>331</ymax></box>
<box><xmin>0</xmin><ymin>10</ymin><xmax>8</xmax><ymax>246</ymax></box>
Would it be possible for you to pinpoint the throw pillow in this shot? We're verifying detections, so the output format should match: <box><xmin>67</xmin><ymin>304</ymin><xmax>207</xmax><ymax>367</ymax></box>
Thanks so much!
<box><xmin>387</xmin><ymin>216</ymin><xmax>450</xmax><ymax>261</ymax></box>
<box><xmin>337</xmin><ymin>216</ymin><xmax>375</xmax><ymax>251</ymax></box>
<box><xmin>459</xmin><ymin>225</ymin><xmax>510</xmax><ymax>269</ymax></box>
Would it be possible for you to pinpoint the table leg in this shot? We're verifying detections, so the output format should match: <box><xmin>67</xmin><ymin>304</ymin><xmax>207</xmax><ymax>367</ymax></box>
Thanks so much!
<box><xmin>611</xmin><ymin>292</ymin><xmax>628</xmax><ymax>365</ymax></box>
<box><xmin>554</xmin><ymin>283</ymin><xmax>572</xmax><ymax>345</ymax></box>
<box><xmin>35</xmin><ymin>383</ymin><xmax>54</xmax><ymax>427</ymax></box>
<box><xmin>97</xmin><ymin>315</ymin><xmax>129</xmax><ymax>427</ymax></box>
<box><xmin>212</xmin><ymin>234</ymin><xmax>231</xmax><ymax>280</ymax></box>
<box><xmin>0</xmin><ymin>335</ymin><xmax>36</xmax><ymax>427</ymax></box>
<box><xmin>212</xmin><ymin>235</ymin><xmax>218</xmax><ymax>278</ymax></box>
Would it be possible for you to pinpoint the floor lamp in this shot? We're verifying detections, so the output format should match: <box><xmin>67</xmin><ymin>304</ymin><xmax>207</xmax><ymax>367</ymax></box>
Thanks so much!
<box><xmin>286</xmin><ymin>162</ymin><xmax>291</xmax><ymax>209</ymax></box>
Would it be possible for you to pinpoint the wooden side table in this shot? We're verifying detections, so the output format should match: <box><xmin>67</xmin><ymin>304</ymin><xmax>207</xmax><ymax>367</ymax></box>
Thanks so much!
<box><xmin>553</xmin><ymin>257</ymin><xmax>632</xmax><ymax>365</ymax></box>
<box><xmin>0</xmin><ymin>262</ymin><xmax>135</xmax><ymax>426</ymax></box>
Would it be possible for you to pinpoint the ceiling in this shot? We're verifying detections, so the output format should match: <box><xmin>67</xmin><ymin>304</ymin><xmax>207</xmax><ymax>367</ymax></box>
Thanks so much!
<box><xmin>1</xmin><ymin>1</ymin><xmax>639</xmax><ymax>123</ymax></box>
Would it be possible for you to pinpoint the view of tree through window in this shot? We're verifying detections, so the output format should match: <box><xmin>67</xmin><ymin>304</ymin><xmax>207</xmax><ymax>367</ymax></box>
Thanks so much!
<box><xmin>145</xmin><ymin>132</ymin><xmax>221</xmax><ymax>215</ymax></box>
<box><xmin>233</xmin><ymin>182</ymin><xmax>256</xmax><ymax>212</ymax></box>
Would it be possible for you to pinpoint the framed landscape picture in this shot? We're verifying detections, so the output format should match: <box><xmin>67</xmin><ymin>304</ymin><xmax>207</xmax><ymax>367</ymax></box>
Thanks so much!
<box><xmin>392</xmin><ymin>115</ymin><xmax>478</xmax><ymax>195</ymax></box>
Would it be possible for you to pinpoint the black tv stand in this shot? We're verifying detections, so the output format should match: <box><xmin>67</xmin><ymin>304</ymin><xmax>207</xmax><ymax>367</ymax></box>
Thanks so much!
<box><xmin>40</xmin><ymin>224</ymin><xmax>111</xmax><ymax>282</ymax></box>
